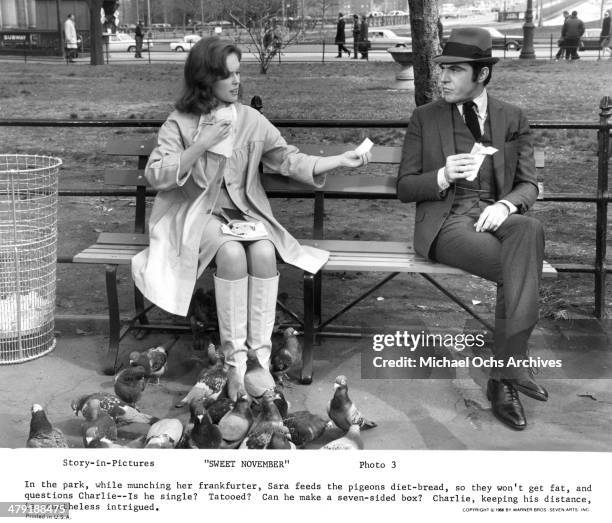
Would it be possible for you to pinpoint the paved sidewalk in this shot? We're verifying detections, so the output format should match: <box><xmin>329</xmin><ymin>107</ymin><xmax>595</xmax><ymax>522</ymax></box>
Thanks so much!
<box><xmin>1</xmin><ymin>316</ymin><xmax>611</xmax><ymax>450</ymax></box>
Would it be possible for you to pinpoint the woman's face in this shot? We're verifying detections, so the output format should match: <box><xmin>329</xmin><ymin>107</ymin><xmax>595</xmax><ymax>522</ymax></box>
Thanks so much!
<box><xmin>212</xmin><ymin>53</ymin><xmax>240</xmax><ymax>105</ymax></box>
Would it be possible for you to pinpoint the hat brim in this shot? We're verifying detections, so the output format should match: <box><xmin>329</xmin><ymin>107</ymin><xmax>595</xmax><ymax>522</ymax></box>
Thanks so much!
<box><xmin>433</xmin><ymin>54</ymin><xmax>499</xmax><ymax>64</ymax></box>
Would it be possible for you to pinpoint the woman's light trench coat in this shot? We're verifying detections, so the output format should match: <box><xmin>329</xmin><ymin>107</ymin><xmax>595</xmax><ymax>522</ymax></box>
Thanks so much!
<box><xmin>132</xmin><ymin>103</ymin><xmax>329</xmax><ymax>317</ymax></box>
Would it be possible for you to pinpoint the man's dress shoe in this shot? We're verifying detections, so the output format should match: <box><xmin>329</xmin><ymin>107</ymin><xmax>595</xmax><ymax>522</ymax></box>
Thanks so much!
<box><xmin>512</xmin><ymin>376</ymin><xmax>548</xmax><ymax>402</ymax></box>
<box><xmin>487</xmin><ymin>379</ymin><xmax>526</xmax><ymax>430</ymax></box>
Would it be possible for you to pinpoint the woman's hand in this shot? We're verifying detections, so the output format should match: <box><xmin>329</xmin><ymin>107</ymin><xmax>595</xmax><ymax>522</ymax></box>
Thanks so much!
<box><xmin>340</xmin><ymin>149</ymin><xmax>371</xmax><ymax>168</ymax></box>
<box><xmin>194</xmin><ymin>120</ymin><xmax>232</xmax><ymax>151</ymax></box>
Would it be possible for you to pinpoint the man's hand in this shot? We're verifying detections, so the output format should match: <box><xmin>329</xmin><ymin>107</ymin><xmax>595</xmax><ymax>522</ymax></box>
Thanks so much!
<box><xmin>474</xmin><ymin>202</ymin><xmax>510</xmax><ymax>232</ymax></box>
<box><xmin>444</xmin><ymin>153</ymin><xmax>478</xmax><ymax>183</ymax></box>
<box><xmin>194</xmin><ymin>120</ymin><xmax>232</xmax><ymax>151</ymax></box>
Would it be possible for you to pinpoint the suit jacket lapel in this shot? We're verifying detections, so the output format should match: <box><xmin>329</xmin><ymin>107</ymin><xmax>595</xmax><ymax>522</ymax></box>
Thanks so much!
<box><xmin>436</xmin><ymin>101</ymin><xmax>455</xmax><ymax>160</ymax></box>
<box><xmin>488</xmin><ymin>96</ymin><xmax>506</xmax><ymax>194</ymax></box>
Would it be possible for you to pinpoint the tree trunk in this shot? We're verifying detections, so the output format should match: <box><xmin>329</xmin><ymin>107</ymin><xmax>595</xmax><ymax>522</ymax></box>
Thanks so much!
<box><xmin>408</xmin><ymin>0</ymin><xmax>441</xmax><ymax>106</ymax></box>
<box><xmin>88</xmin><ymin>0</ymin><xmax>104</xmax><ymax>65</ymax></box>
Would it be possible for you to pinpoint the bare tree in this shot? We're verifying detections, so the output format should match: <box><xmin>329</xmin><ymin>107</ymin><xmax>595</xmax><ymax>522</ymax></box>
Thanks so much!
<box><xmin>408</xmin><ymin>0</ymin><xmax>442</xmax><ymax>106</ymax></box>
<box><xmin>315</xmin><ymin>0</ymin><xmax>337</xmax><ymax>59</ymax></box>
<box><xmin>228</xmin><ymin>0</ymin><xmax>307</xmax><ymax>74</ymax></box>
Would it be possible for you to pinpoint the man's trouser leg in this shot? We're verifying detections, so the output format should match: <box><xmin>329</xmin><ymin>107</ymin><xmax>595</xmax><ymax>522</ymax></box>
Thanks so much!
<box><xmin>432</xmin><ymin>212</ymin><xmax>545</xmax><ymax>375</ymax></box>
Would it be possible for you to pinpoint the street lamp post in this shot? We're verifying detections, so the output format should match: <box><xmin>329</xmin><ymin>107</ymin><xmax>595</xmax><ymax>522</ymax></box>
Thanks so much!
<box><xmin>519</xmin><ymin>0</ymin><xmax>536</xmax><ymax>58</ymax></box>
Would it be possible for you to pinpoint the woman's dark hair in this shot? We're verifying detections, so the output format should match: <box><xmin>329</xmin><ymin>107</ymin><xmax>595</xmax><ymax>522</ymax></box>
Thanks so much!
<box><xmin>175</xmin><ymin>36</ymin><xmax>242</xmax><ymax>115</ymax></box>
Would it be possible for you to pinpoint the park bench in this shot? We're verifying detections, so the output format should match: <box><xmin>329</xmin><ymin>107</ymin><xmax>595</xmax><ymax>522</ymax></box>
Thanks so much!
<box><xmin>73</xmin><ymin>135</ymin><xmax>556</xmax><ymax>381</ymax></box>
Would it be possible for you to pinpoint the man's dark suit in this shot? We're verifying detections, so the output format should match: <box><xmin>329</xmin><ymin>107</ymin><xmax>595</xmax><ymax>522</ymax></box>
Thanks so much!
<box><xmin>397</xmin><ymin>95</ymin><xmax>544</xmax><ymax>378</ymax></box>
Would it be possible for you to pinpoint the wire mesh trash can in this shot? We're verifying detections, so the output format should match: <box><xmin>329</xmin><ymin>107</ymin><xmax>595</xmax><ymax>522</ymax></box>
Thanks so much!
<box><xmin>0</xmin><ymin>155</ymin><xmax>61</xmax><ymax>363</ymax></box>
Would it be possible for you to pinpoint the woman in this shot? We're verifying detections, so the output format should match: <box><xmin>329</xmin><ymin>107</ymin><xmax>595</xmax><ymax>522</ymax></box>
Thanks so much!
<box><xmin>132</xmin><ymin>37</ymin><xmax>369</xmax><ymax>400</ymax></box>
<box><xmin>334</xmin><ymin>13</ymin><xmax>351</xmax><ymax>58</ymax></box>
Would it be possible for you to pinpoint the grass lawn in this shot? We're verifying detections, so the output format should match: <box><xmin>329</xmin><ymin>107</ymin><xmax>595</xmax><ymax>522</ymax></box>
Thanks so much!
<box><xmin>1</xmin><ymin>59</ymin><xmax>611</xmax><ymax>323</ymax></box>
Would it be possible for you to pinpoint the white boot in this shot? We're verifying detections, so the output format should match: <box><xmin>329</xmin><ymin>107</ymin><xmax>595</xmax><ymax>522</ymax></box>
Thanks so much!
<box><xmin>214</xmin><ymin>274</ymin><xmax>248</xmax><ymax>401</ymax></box>
<box><xmin>246</xmin><ymin>273</ymin><xmax>279</xmax><ymax>369</ymax></box>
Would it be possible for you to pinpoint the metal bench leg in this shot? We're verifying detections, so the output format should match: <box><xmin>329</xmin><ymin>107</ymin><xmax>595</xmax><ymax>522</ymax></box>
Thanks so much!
<box><xmin>301</xmin><ymin>272</ymin><xmax>316</xmax><ymax>385</ymax></box>
<box><xmin>103</xmin><ymin>264</ymin><xmax>121</xmax><ymax>376</ymax></box>
<box><xmin>133</xmin><ymin>285</ymin><xmax>150</xmax><ymax>340</ymax></box>
<box><xmin>314</xmin><ymin>271</ymin><xmax>322</xmax><ymax>326</ymax></box>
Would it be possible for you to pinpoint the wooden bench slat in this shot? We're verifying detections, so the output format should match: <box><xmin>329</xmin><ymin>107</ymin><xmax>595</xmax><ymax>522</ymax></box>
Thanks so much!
<box><xmin>105</xmin><ymin>169</ymin><xmax>149</xmax><ymax>187</ymax></box>
<box><xmin>293</xmin><ymin>144</ymin><xmax>402</xmax><ymax>163</ymax></box>
<box><xmin>106</xmin><ymin>136</ymin><xmax>156</xmax><ymax>156</ymax></box>
<box><xmin>98</xmin><ymin>232</ymin><xmax>149</xmax><ymax>245</ymax></box>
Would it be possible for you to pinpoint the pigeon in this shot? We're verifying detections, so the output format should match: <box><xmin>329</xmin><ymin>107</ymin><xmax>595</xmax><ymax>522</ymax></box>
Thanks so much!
<box><xmin>129</xmin><ymin>337</ymin><xmax>178</xmax><ymax>385</ymax></box>
<box><xmin>71</xmin><ymin>392</ymin><xmax>157</xmax><ymax>426</ymax></box>
<box><xmin>175</xmin><ymin>344</ymin><xmax>227</xmax><ymax>408</ymax></box>
<box><xmin>272</xmin><ymin>388</ymin><xmax>290</xmax><ymax>418</ymax></box>
<box><xmin>271</xmin><ymin>327</ymin><xmax>302</xmax><ymax>373</ymax></box>
<box><xmin>188</xmin><ymin>288</ymin><xmax>217</xmax><ymax>352</ymax></box>
<box><xmin>218</xmin><ymin>393</ymin><xmax>253</xmax><ymax>449</ymax></box>
<box><xmin>26</xmin><ymin>404</ymin><xmax>68</xmax><ymax>448</ymax></box>
<box><xmin>327</xmin><ymin>375</ymin><xmax>377</xmax><ymax>432</ymax></box>
<box><xmin>144</xmin><ymin>418</ymin><xmax>184</xmax><ymax>449</ymax></box>
<box><xmin>240</xmin><ymin>424</ymin><xmax>293</xmax><ymax>450</ymax></box>
<box><xmin>202</xmin><ymin>396</ymin><xmax>234</xmax><ymax>424</ymax></box>
<box><xmin>267</xmin><ymin>430</ymin><xmax>296</xmax><ymax>450</ymax></box>
<box><xmin>80</xmin><ymin>398</ymin><xmax>117</xmax><ymax>446</ymax></box>
<box><xmin>283</xmin><ymin>410</ymin><xmax>328</xmax><ymax>447</ymax></box>
<box><xmin>114</xmin><ymin>365</ymin><xmax>147</xmax><ymax>405</ymax></box>
<box><xmin>322</xmin><ymin>424</ymin><xmax>363</xmax><ymax>450</ymax></box>
<box><xmin>85</xmin><ymin>433</ymin><xmax>146</xmax><ymax>449</ymax></box>
<box><xmin>244</xmin><ymin>349</ymin><xmax>275</xmax><ymax>399</ymax></box>
<box><xmin>249</xmin><ymin>389</ymin><xmax>289</xmax><ymax>436</ymax></box>
<box><xmin>185</xmin><ymin>410</ymin><xmax>222</xmax><ymax>449</ymax></box>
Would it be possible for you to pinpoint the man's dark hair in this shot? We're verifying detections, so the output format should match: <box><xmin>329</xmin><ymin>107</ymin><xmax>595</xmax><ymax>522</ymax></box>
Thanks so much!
<box><xmin>175</xmin><ymin>37</ymin><xmax>242</xmax><ymax>116</ymax></box>
<box><xmin>471</xmin><ymin>62</ymin><xmax>494</xmax><ymax>86</ymax></box>
<box><xmin>571</xmin><ymin>10</ymin><xmax>577</xmax><ymax>16</ymax></box>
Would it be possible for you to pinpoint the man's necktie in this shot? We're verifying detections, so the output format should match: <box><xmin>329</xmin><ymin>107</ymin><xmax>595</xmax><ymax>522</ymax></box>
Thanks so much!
<box><xmin>463</xmin><ymin>101</ymin><xmax>482</xmax><ymax>142</ymax></box>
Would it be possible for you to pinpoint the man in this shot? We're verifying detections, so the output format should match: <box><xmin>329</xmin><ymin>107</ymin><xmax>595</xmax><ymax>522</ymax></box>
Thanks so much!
<box><xmin>561</xmin><ymin>11</ymin><xmax>584</xmax><ymax>60</ymax></box>
<box><xmin>359</xmin><ymin>14</ymin><xmax>369</xmax><ymax>59</ymax></box>
<box><xmin>397</xmin><ymin>27</ymin><xmax>546</xmax><ymax>430</ymax></box>
<box><xmin>335</xmin><ymin>12</ymin><xmax>351</xmax><ymax>58</ymax></box>
<box><xmin>135</xmin><ymin>20</ymin><xmax>144</xmax><ymax>58</ymax></box>
<box><xmin>63</xmin><ymin>13</ymin><xmax>77</xmax><ymax>63</ymax></box>
<box><xmin>352</xmin><ymin>14</ymin><xmax>360</xmax><ymax>59</ymax></box>
<box><xmin>554</xmin><ymin>11</ymin><xmax>570</xmax><ymax>61</ymax></box>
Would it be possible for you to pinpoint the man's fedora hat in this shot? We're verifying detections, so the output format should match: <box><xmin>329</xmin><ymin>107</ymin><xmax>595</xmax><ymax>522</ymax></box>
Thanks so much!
<box><xmin>433</xmin><ymin>27</ymin><xmax>499</xmax><ymax>64</ymax></box>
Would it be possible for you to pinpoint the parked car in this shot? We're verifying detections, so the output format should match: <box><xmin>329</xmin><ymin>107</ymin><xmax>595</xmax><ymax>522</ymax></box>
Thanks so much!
<box><xmin>483</xmin><ymin>27</ymin><xmax>522</xmax><ymax>50</ymax></box>
<box><xmin>367</xmin><ymin>11</ymin><xmax>385</xmax><ymax>17</ymax></box>
<box><xmin>151</xmin><ymin>23</ymin><xmax>171</xmax><ymax>30</ymax></box>
<box><xmin>169</xmin><ymin>34</ymin><xmax>201</xmax><ymax>52</ymax></box>
<box><xmin>388</xmin><ymin>10</ymin><xmax>409</xmax><ymax>16</ymax></box>
<box><xmin>580</xmin><ymin>28</ymin><xmax>605</xmax><ymax>51</ymax></box>
<box><xmin>442</xmin><ymin>27</ymin><xmax>522</xmax><ymax>51</ymax></box>
<box><xmin>365</xmin><ymin>29</ymin><xmax>411</xmax><ymax>50</ymax></box>
<box><xmin>103</xmin><ymin>32</ymin><xmax>153</xmax><ymax>53</ymax></box>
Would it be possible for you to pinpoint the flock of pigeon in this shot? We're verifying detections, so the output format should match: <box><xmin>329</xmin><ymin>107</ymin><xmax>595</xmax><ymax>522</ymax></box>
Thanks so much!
<box><xmin>26</xmin><ymin>326</ymin><xmax>377</xmax><ymax>450</ymax></box>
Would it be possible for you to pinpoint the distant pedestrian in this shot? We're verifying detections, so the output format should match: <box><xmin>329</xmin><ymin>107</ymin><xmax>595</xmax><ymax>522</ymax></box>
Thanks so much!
<box><xmin>335</xmin><ymin>13</ymin><xmax>351</xmax><ymax>57</ymax></box>
<box><xmin>63</xmin><ymin>13</ymin><xmax>77</xmax><ymax>63</ymax></box>
<box><xmin>600</xmin><ymin>10</ymin><xmax>611</xmax><ymax>57</ymax></box>
<box><xmin>437</xmin><ymin>17</ymin><xmax>444</xmax><ymax>43</ymax></box>
<box><xmin>555</xmin><ymin>11</ymin><xmax>570</xmax><ymax>61</ymax></box>
<box><xmin>352</xmin><ymin>14</ymin><xmax>360</xmax><ymax>59</ymax></box>
<box><xmin>561</xmin><ymin>11</ymin><xmax>584</xmax><ymax>60</ymax></box>
<box><xmin>359</xmin><ymin>14</ymin><xmax>369</xmax><ymax>59</ymax></box>
<box><xmin>135</xmin><ymin>20</ymin><xmax>144</xmax><ymax>58</ymax></box>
